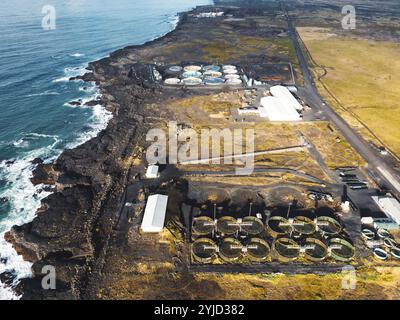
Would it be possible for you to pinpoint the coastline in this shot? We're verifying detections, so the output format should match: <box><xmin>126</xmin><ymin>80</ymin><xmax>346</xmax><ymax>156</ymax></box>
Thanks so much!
<box><xmin>1</xmin><ymin>4</ymin><xmax>213</xmax><ymax>299</ymax></box>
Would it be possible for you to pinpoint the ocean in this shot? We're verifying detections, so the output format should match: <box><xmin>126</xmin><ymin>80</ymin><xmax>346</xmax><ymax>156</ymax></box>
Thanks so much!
<box><xmin>0</xmin><ymin>0</ymin><xmax>212</xmax><ymax>299</ymax></box>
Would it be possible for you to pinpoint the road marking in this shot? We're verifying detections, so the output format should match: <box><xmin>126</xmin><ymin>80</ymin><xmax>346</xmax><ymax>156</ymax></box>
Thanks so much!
<box><xmin>377</xmin><ymin>166</ymin><xmax>400</xmax><ymax>192</ymax></box>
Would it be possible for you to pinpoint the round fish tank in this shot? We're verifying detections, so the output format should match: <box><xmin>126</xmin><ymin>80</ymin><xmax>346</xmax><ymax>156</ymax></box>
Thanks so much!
<box><xmin>184</xmin><ymin>65</ymin><xmax>202</xmax><ymax>72</ymax></box>
<box><xmin>293</xmin><ymin>216</ymin><xmax>316</xmax><ymax>235</ymax></box>
<box><xmin>204</xmin><ymin>77</ymin><xmax>225</xmax><ymax>86</ymax></box>
<box><xmin>217</xmin><ymin>216</ymin><xmax>240</xmax><ymax>235</ymax></box>
<box><xmin>329</xmin><ymin>238</ymin><xmax>355</xmax><ymax>262</ymax></box>
<box><xmin>373</xmin><ymin>247</ymin><xmax>388</xmax><ymax>261</ymax></box>
<box><xmin>240</xmin><ymin>216</ymin><xmax>264</xmax><ymax>235</ymax></box>
<box><xmin>224</xmin><ymin>74</ymin><xmax>240</xmax><ymax>80</ymax></box>
<box><xmin>316</xmin><ymin>216</ymin><xmax>342</xmax><ymax>235</ymax></box>
<box><xmin>246</xmin><ymin>238</ymin><xmax>270</xmax><ymax>262</ymax></box>
<box><xmin>192</xmin><ymin>238</ymin><xmax>217</xmax><ymax>262</ymax></box>
<box><xmin>203</xmin><ymin>70</ymin><xmax>222</xmax><ymax>77</ymax></box>
<box><xmin>267</xmin><ymin>216</ymin><xmax>293</xmax><ymax>238</ymax></box>
<box><xmin>182</xmin><ymin>77</ymin><xmax>202</xmax><ymax>86</ymax></box>
<box><xmin>390</xmin><ymin>247</ymin><xmax>400</xmax><ymax>260</ymax></box>
<box><xmin>361</xmin><ymin>228</ymin><xmax>375</xmax><ymax>240</ymax></box>
<box><xmin>219</xmin><ymin>238</ymin><xmax>243</xmax><ymax>262</ymax></box>
<box><xmin>164</xmin><ymin>78</ymin><xmax>181</xmax><ymax>85</ymax></box>
<box><xmin>273</xmin><ymin>238</ymin><xmax>300</xmax><ymax>262</ymax></box>
<box><xmin>192</xmin><ymin>216</ymin><xmax>215</xmax><ymax>236</ymax></box>
<box><xmin>168</xmin><ymin>65</ymin><xmax>183</xmax><ymax>73</ymax></box>
<box><xmin>226</xmin><ymin>78</ymin><xmax>242</xmax><ymax>85</ymax></box>
<box><xmin>182</xmin><ymin>71</ymin><xmax>202</xmax><ymax>78</ymax></box>
<box><xmin>377</xmin><ymin>228</ymin><xmax>391</xmax><ymax>239</ymax></box>
<box><xmin>304</xmin><ymin>238</ymin><xmax>328</xmax><ymax>262</ymax></box>
<box><xmin>203</xmin><ymin>65</ymin><xmax>221</xmax><ymax>72</ymax></box>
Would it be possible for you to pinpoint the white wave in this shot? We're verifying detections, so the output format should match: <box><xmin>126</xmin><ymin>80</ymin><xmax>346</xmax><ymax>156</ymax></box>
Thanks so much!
<box><xmin>52</xmin><ymin>76</ymin><xmax>70</xmax><ymax>83</ymax></box>
<box><xmin>0</xmin><ymin>152</ymin><xmax>55</xmax><ymax>299</ymax></box>
<box><xmin>69</xmin><ymin>53</ymin><xmax>85</xmax><ymax>58</ymax></box>
<box><xmin>168</xmin><ymin>14</ymin><xmax>180</xmax><ymax>28</ymax></box>
<box><xmin>25</xmin><ymin>90</ymin><xmax>59</xmax><ymax>97</ymax></box>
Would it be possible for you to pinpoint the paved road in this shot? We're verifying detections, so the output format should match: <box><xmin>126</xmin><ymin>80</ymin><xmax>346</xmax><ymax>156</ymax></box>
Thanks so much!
<box><xmin>181</xmin><ymin>167</ymin><xmax>328</xmax><ymax>185</ymax></box>
<box><xmin>285</xmin><ymin>11</ymin><xmax>400</xmax><ymax>200</ymax></box>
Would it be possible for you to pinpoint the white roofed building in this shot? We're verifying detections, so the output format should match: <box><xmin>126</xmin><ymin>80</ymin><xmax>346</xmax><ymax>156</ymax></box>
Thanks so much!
<box><xmin>146</xmin><ymin>165</ymin><xmax>159</xmax><ymax>179</ymax></box>
<box><xmin>141</xmin><ymin>194</ymin><xmax>169</xmax><ymax>233</ymax></box>
<box><xmin>372</xmin><ymin>195</ymin><xmax>400</xmax><ymax>225</ymax></box>
<box><xmin>270</xmin><ymin>85</ymin><xmax>303</xmax><ymax>111</ymax></box>
<box><xmin>259</xmin><ymin>96</ymin><xmax>301</xmax><ymax>122</ymax></box>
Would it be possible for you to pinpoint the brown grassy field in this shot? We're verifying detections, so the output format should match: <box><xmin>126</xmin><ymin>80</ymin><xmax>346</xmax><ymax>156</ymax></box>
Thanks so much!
<box><xmin>298</xmin><ymin>27</ymin><xmax>400</xmax><ymax>157</ymax></box>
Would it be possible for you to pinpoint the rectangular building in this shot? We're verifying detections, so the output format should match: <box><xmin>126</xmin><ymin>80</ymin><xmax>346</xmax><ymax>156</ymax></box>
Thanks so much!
<box><xmin>259</xmin><ymin>96</ymin><xmax>301</xmax><ymax>122</ymax></box>
<box><xmin>141</xmin><ymin>194</ymin><xmax>169</xmax><ymax>233</ymax></box>
<box><xmin>372</xmin><ymin>195</ymin><xmax>400</xmax><ymax>225</ymax></box>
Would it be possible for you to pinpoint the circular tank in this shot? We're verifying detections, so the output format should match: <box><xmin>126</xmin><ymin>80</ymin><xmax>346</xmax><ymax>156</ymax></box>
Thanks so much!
<box><xmin>223</xmin><ymin>69</ymin><xmax>238</xmax><ymax>75</ymax></box>
<box><xmin>316</xmin><ymin>216</ymin><xmax>342</xmax><ymax>235</ymax></box>
<box><xmin>383</xmin><ymin>237</ymin><xmax>398</xmax><ymax>249</ymax></box>
<box><xmin>293</xmin><ymin>216</ymin><xmax>316</xmax><ymax>235</ymax></box>
<box><xmin>246</xmin><ymin>238</ymin><xmax>270</xmax><ymax>262</ymax></box>
<box><xmin>377</xmin><ymin>228</ymin><xmax>391</xmax><ymax>239</ymax></box>
<box><xmin>182</xmin><ymin>77</ymin><xmax>202</xmax><ymax>86</ymax></box>
<box><xmin>168</xmin><ymin>66</ymin><xmax>183</xmax><ymax>73</ymax></box>
<box><xmin>226</xmin><ymin>78</ymin><xmax>242</xmax><ymax>85</ymax></box>
<box><xmin>222</xmin><ymin>65</ymin><xmax>236</xmax><ymax>70</ymax></box>
<box><xmin>192</xmin><ymin>238</ymin><xmax>217</xmax><ymax>262</ymax></box>
<box><xmin>361</xmin><ymin>228</ymin><xmax>375</xmax><ymax>240</ymax></box>
<box><xmin>329</xmin><ymin>238</ymin><xmax>355</xmax><ymax>262</ymax></box>
<box><xmin>184</xmin><ymin>65</ymin><xmax>202</xmax><ymax>72</ymax></box>
<box><xmin>373</xmin><ymin>248</ymin><xmax>388</xmax><ymax>261</ymax></box>
<box><xmin>203</xmin><ymin>70</ymin><xmax>222</xmax><ymax>77</ymax></box>
<box><xmin>390</xmin><ymin>247</ymin><xmax>400</xmax><ymax>260</ymax></box>
<box><xmin>224</xmin><ymin>74</ymin><xmax>240</xmax><ymax>80</ymax></box>
<box><xmin>267</xmin><ymin>216</ymin><xmax>293</xmax><ymax>238</ymax></box>
<box><xmin>164</xmin><ymin>78</ymin><xmax>181</xmax><ymax>85</ymax></box>
<box><xmin>204</xmin><ymin>77</ymin><xmax>225</xmax><ymax>86</ymax></box>
<box><xmin>217</xmin><ymin>216</ymin><xmax>240</xmax><ymax>235</ymax></box>
<box><xmin>203</xmin><ymin>65</ymin><xmax>221</xmax><ymax>72</ymax></box>
<box><xmin>304</xmin><ymin>238</ymin><xmax>328</xmax><ymax>262</ymax></box>
<box><xmin>240</xmin><ymin>216</ymin><xmax>264</xmax><ymax>235</ymax></box>
<box><xmin>182</xmin><ymin>71</ymin><xmax>202</xmax><ymax>78</ymax></box>
<box><xmin>272</xmin><ymin>237</ymin><xmax>300</xmax><ymax>262</ymax></box>
<box><xmin>192</xmin><ymin>216</ymin><xmax>215</xmax><ymax>235</ymax></box>
<box><xmin>219</xmin><ymin>238</ymin><xmax>243</xmax><ymax>262</ymax></box>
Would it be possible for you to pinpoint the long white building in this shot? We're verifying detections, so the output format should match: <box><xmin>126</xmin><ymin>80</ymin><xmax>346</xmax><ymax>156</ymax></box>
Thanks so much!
<box><xmin>270</xmin><ymin>85</ymin><xmax>303</xmax><ymax>111</ymax></box>
<box><xmin>259</xmin><ymin>96</ymin><xmax>301</xmax><ymax>121</ymax></box>
<box><xmin>372</xmin><ymin>195</ymin><xmax>400</xmax><ymax>225</ymax></box>
<box><xmin>258</xmin><ymin>85</ymin><xmax>303</xmax><ymax>122</ymax></box>
<box><xmin>141</xmin><ymin>194</ymin><xmax>169</xmax><ymax>233</ymax></box>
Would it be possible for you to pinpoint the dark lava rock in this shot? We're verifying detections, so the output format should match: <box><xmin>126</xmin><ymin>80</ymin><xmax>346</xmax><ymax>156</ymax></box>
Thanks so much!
<box><xmin>5</xmin><ymin>159</ymin><xmax>15</xmax><ymax>166</ymax></box>
<box><xmin>84</xmin><ymin>99</ymin><xmax>102</xmax><ymax>107</ymax></box>
<box><xmin>30</xmin><ymin>163</ymin><xmax>58</xmax><ymax>185</ymax></box>
<box><xmin>31</xmin><ymin>158</ymin><xmax>44</xmax><ymax>165</ymax></box>
<box><xmin>0</xmin><ymin>271</ymin><xmax>16</xmax><ymax>287</ymax></box>
<box><xmin>68</xmin><ymin>100</ymin><xmax>82</xmax><ymax>106</ymax></box>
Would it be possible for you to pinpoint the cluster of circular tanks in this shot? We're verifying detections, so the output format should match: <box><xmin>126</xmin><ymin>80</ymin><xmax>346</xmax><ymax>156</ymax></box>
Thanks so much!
<box><xmin>191</xmin><ymin>215</ymin><xmax>355</xmax><ymax>264</ymax></box>
<box><xmin>163</xmin><ymin>64</ymin><xmax>243</xmax><ymax>87</ymax></box>
<box><xmin>361</xmin><ymin>226</ymin><xmax>400</xmax><ymax>261</ymax></box>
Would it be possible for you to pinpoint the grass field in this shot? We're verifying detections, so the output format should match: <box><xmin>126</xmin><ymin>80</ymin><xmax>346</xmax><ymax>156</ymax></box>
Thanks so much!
<box><xmin>297</xmin><ymin>27</ymin><xmax>400</xmax><ymax>157</ymax></box>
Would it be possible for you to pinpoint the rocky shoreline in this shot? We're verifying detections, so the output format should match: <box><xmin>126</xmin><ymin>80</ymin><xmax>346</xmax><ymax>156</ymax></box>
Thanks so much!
<box><xmin>2</xmin><ymin>7</ymin><xmax>195</xmax><ymax>299</ymax></box>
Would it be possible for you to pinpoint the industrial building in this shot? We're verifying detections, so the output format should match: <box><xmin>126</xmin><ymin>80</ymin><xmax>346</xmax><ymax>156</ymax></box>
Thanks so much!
<box><xmin>146</xmin><ymin>165</ymin><xmax>159</xmax><ymax>179</ymax></box>
<box><xmin>141</xmin><ymin>194</ymin><xmax>169</xmax><ymax>233</ymax></box>
<box><xmin>258</xmin><ymin>85</ymin><xmax>302</xmax><ymax>122</ymax></box>
<box><xmin>372</xmin><ymin>195</ymin><xmax>400</xmax><ymax>226</ymax></box>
